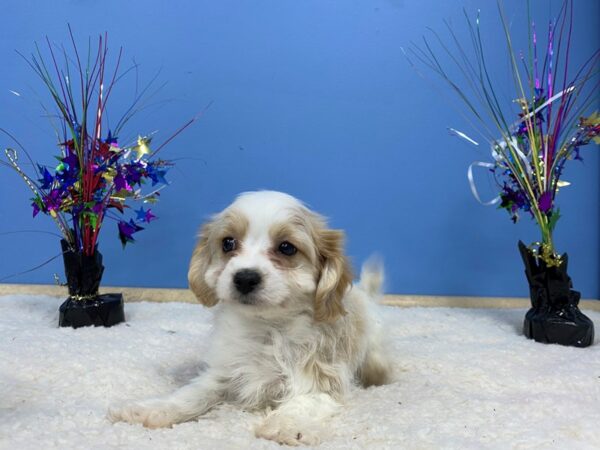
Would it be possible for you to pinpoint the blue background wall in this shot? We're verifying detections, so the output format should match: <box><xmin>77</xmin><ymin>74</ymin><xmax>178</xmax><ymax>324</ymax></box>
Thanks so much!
<box><xmin>0</xmin><ymin>0</ymin><xmax>598</xmax><ymax>298</ymax></box>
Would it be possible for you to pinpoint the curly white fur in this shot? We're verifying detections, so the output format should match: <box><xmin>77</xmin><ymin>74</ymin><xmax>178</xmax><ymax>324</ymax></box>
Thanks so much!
<box><xmin>108</xmin><ymin>191</ymin><xmax>393</xmax><ymax>446</ymax></box>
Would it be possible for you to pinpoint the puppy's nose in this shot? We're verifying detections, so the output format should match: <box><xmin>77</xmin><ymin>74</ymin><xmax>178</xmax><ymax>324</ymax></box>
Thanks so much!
<box><xmin>233</xmin><ymin>269</ymin><xmax>262</xmax><ymax>295</ymax></box>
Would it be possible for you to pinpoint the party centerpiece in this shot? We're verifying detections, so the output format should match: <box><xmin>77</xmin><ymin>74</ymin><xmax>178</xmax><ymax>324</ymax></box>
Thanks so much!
<box><xmin>2</xmin><ymin>29</ymin><xmax>195</xmax><ymax>328</ymax></box>
<box><xmin>406</xmin><ymin>1</ymin><xmax>598</xmax><ymax>346</ymax></box>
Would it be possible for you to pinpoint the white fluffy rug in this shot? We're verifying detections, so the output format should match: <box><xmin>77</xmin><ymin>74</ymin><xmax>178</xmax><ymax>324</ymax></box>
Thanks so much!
<box><xmin>1</xmin><ymin>295</ymin><xmax>599</xmax><ymax>449</ymax></box>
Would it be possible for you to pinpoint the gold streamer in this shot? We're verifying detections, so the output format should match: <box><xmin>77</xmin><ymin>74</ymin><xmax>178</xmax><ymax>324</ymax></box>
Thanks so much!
<box><xmin>528</xmin><ymin>241</ymin><xmax>563</xmax><ymax>268</ymax></box>
<box><xmin>69</xmin><ymin>294</ymin><xmax>99</xmax><ymax>302</ymax></box>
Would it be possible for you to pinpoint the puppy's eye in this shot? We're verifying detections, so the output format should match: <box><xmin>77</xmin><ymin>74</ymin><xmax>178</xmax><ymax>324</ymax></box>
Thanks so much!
<box><xmin>278</xmin><ymin>241</ymin><xmax>297</xmax><ymax>256</ymax></box>
<box><xmin>222</xmin><ymin>237</ymin><xmax>237</xmax><ymax>253</ymax></box>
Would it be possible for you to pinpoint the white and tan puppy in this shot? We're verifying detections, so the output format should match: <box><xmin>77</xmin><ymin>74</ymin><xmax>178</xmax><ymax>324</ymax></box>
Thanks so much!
<box><xmin>109</xmin><ymin>191</ymin><xmax>392</xmax><ymax>446</ymax></box>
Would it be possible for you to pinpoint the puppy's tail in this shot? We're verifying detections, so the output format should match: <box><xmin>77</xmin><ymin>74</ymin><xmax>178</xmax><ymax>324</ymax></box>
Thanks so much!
<box><xmin>358</xmin><ymin>255</ymin><xmax>384</xmax><ymax>298</ymax></box>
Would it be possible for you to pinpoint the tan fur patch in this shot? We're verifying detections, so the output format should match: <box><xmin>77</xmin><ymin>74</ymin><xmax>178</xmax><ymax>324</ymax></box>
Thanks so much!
<box><xmin>188</xmin><ymin>222</ymin><xmax>219</xmax><ymax>307</ymax></box>
<box><xmin>268</xmin><ymin>221</ymin><xmax>315</xmax><ymax>270</ymax></box>
<box><xmin>304</xmin><ymin>360</ymin><xmax>345</xmax><ymax>399</ymax></box>
<box><xmin>188</xmin><ymin>210</ymin><xmax>249</xmax><ymax>307</ymax></box>
<box><xmin>313</xmin><ymin>227</ymin><xmax>353</xmax><ymax>323</ymax></box>
<box><xmin>358</xmin><ymin>353</ymin><xmax>394</xmax><ymax>387</ymax></box>
<box><xmin>213</xmin><ymin>210</ymin><xmax>249</xmax><ymax>246</ymax></box>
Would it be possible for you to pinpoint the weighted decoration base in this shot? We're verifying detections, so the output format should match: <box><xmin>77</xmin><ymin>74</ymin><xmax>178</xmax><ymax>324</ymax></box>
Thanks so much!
<box><xmin>519</xmin><ymin>241</ymin><xmax>594</xmax><ymax>347</ymax></box>
<box><xmin>59</xmin><ymin>294</ymin><xmax>125</xmax><ymax>328</ymax></box>
<box><xmin>59</xmin><ymin>238</ymin><xmax>125</xmax><ymax>329</ymax></box>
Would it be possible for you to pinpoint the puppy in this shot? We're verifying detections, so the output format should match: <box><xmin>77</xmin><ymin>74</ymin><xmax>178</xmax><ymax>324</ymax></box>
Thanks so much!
<box><xmin>109</xmin><ymin>191</ymin><xmax>393</xmax><ymax>445</ymax></box>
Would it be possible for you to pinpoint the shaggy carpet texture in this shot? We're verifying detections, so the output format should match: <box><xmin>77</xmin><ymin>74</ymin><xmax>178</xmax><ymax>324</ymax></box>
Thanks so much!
<box><xmin>1</xmin><ymin>295</ymin><xmax>599</xmax><ymax>449</ymax></box>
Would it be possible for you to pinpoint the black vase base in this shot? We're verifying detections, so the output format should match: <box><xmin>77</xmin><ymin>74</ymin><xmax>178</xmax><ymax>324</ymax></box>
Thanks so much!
<box><xmin>59</xmin><ymin>293</ymin><xmax>125</xmax><ymax>329</ymax></box>
<box><xmin>523</xmin><ymin>306</ymin><xmax>595</xmax><ymax>348</ymax></box>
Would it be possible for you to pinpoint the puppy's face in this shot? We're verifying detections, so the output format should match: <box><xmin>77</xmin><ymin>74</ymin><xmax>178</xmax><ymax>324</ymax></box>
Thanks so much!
<box><xmin>188</xmin><ymin>191</ymin><xmax>353</xmax><ymax>322</ymax></box>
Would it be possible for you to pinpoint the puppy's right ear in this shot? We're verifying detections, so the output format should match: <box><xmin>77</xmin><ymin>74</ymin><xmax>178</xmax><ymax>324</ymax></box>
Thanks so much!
<box><xmin>188</xmin><ymin>222</ymin><xmax>219</xmax><ymax>307</ymax></box>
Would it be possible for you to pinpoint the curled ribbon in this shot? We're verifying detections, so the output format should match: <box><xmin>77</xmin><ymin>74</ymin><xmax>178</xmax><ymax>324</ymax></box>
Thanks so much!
<box><xmin>451</xmin><ymin>88</ymin><xmax>575</xmax><ymax>208</ymax></box>
<box><xmin>467</xmin><ymin>161</ymin><xmax>500</xmax><ymax>206</ymax></box>
<box><xmin>451</xmin><ymin>131</ymin><xmax>532</xmax><ymax>206</ymax></box>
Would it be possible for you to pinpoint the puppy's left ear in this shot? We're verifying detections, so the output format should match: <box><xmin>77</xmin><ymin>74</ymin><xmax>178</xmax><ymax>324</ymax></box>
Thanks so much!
<box><xmin>314</xmin><ymin>229</ymin><xmax>353</xmax><ymax>322</ymax></box>
<box><xmin>188</xmin><ymin>222</ymin><xmax>219</xmax><ymax>307</ymax></box>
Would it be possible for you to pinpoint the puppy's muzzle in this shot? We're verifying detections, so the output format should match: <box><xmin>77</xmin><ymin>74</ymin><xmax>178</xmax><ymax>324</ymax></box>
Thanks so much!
<box><xmin>233</xmin><ymin>269</ymin><xmax>262</xmax><ymax>296</ymax></box>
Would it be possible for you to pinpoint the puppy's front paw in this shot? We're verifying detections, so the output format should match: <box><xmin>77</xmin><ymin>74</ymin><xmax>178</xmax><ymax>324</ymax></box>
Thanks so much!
<box><xmin>108</xmin><ymin>400</ymin><xmax>179</xmax><ymax>429</ymax></box>
<box><xmin>255</xmin><ymin>414</ymin><xmax>321</xmax><ymax>446</ymax></box>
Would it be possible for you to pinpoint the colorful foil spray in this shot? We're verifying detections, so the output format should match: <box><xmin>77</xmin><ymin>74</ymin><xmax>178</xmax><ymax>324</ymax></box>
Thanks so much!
<box><xmin>406</xmin><ymin>0</ymin><xmax>599</xmax><ymax>267</ymax></box>
<box><xmin>2</xmin><ymin>28</ymin><xmax>198</xmax><ymax>256</ymax></box>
